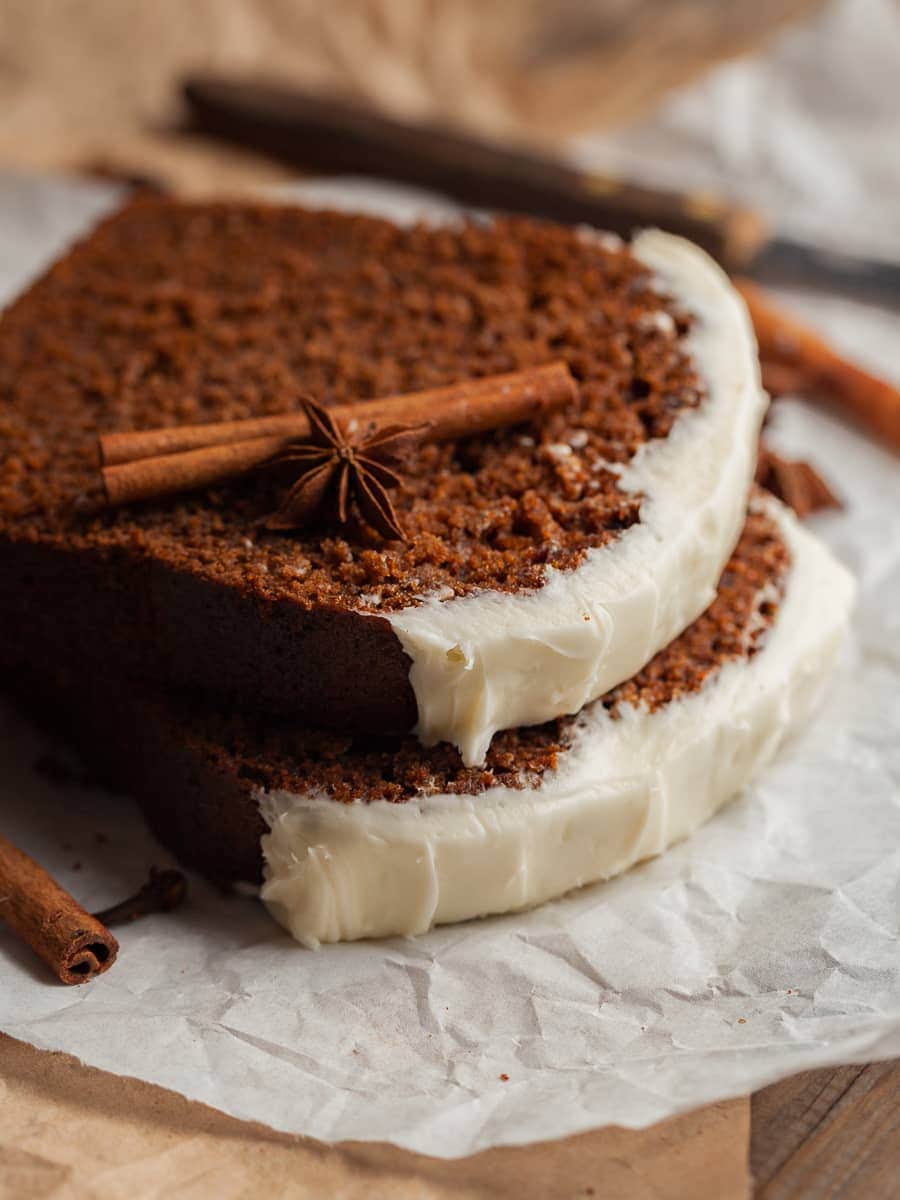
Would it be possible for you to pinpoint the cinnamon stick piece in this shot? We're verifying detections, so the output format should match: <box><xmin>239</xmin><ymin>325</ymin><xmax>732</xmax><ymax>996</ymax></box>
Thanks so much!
<box><xmin>756</xmin><ymin>443</ymin><xmax>841</xmax><ymax>520</ymax></box>
<box><xmin>0</xmin><ymin>833</ymin><xmax>118</xmax><ymax>985</ymax></box>
<box><xmin>736</xmin><ymin>278</ymin><xmax>900</xmax><ymax>452</ymax></box>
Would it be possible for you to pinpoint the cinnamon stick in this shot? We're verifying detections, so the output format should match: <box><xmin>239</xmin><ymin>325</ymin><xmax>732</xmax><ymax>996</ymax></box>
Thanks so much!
<box><xmin>756</xmin><ymin>443</ymin><xmax>842</xmax><ymax>520</ymax></box>
<box><xmin>101</xmin><ymin>362</ymin><xmax>576</xmax><ymax>464</ymax></box>
<box><xmin>103</xmin><ymin>436</ymin><xmax>287</xmax><ymax>507</ymax></box>
<box><xmin>759</xmin><ymin>361</ymin><xmax>807</xmax><ymax>400</ymax></box>
<box><xmin>0</xmin><ymin>833</ymin><xmax>118</xmax><ymax>985</ymax></box>
<box><xmin>736</xmin><ymin>278</ymin><xmax>900</xmax><ymax>452</ymax></box>
<box><xmin>101</xmin><ymin>362</ymin><xmax>576</xmax><ymax>507</ymax></box>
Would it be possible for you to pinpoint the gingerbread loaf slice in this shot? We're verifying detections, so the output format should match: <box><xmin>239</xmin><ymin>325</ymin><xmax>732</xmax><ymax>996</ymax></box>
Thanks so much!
<box><xmin>0</xmin><ymin>199</ymin><xmax>765</xmax><ymax>762</ymax></box>
<box><xmin>9</xmin><ymin>498</ymin><xmax>853</xmax><ymax>944</ymax></box>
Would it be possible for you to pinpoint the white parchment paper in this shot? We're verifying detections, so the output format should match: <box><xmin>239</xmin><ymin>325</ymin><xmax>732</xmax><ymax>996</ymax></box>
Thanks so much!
<box><xmin>1</xmin><ymin>10</ymin><xmax>899</xmax><ymax>1148</ymax></box>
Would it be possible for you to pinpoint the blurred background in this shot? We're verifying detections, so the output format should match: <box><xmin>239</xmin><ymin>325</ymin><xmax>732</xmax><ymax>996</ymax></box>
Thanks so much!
<box><xmin>1</xmin><ymin>0</ymin><xmax>897</xmax><ymax>267</ymax></box>
<box><xmin>0</xmin><ymin>1</ymin><xmax>825</xmax><ymax>179</ymax></box>
<box><xmin>0</xmin><ymin>0</ymin><xmax>898</xmax><ymax>342</ymax></box>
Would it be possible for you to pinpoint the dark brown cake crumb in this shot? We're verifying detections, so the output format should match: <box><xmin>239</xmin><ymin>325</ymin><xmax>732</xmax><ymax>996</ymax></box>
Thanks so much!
<box><xmin>194</xmin><ymin>504</ymin><xmax>789</xmax><ymax>804</ymax></box>
<box><xmin>34</xmin><ymin>751</ymin><xmax>78</xmax><ymax>786</ymax></box>
<box><xmin>0</xmin><ymin>199</ymin><xmax>704</xmax><ymax>610</ymax></box>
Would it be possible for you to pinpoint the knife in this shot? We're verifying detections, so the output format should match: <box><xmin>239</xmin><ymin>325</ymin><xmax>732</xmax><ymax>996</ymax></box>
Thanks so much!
<box><xmin>182</xmin><ymin>76</ymin><xmax>900</xmax><ymax>307</ymax></box>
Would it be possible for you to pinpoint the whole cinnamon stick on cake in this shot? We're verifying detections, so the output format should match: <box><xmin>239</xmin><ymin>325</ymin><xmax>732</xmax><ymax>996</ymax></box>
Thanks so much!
<box><xmin>99</xmin><ymin>363</ymin><xmax>577</xmax><ymax>509</ymax></box>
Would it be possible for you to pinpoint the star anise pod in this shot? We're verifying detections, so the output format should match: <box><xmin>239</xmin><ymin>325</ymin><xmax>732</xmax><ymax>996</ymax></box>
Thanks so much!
<box><xmin>264</xmin><ymin>397</ymin><xmax>426</xmax><ymax>540</ymax></box>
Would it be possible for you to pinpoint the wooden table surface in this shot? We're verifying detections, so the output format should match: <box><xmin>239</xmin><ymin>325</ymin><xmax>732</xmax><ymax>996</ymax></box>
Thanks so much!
<box><xmin>751</xmin><ymin>1061</ymin><xmax>899</xmax><ymax>1199</ymax></box>
<box><xmin>1</xmin><ymin>1031</ymin><xmax>896</xmax><ymax>1198</ymax></box>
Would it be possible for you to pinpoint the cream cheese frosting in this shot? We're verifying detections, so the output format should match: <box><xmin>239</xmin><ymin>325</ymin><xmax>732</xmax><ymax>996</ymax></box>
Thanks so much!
<box><xmin>260</xmin><ymin>499</ymin><xmax>854</xmax><ymax>948</ymax></box>
<box><xmin>386</xmin><ymin>229</ymin><xmax>768</xmax><ymax>766</ymax></box>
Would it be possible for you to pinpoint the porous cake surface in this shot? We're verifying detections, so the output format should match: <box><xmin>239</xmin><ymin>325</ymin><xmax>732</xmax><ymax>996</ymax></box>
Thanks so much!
<box><xmin>0</xmin><ymin>198</ymin><xmax>703</xmax><ymax>608</ymax></box>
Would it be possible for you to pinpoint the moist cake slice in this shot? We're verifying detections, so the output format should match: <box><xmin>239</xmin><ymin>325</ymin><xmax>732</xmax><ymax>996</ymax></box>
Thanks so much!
<box><xmin>0</xmin><ymin>199</ymin><xmax>765</xmax><ymax>764</ymax></box>
<box><xmin>11</xmin><ymin>498</ymin><xmax>853</xmax><ymax>945</ymax></box>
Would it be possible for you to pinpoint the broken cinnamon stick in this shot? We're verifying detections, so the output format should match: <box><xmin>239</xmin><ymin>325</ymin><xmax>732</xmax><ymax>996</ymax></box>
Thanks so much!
<box><xmin>0</xmin><ymin>833</ymin><xmax>118</xmax><ymax>985</ymax></box>
<box><xmin>736</xmin><ymin>278</ymin><xmax>900</xmax><ymax>452</ymax></box>
<box><xmin>756</xmin><ymin>443</ymin><xmax>841</xmax><ymax>520</ymax></box>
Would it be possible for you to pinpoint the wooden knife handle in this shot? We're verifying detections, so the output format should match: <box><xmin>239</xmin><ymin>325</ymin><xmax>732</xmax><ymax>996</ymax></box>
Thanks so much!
<box><xmin>182</xmin><ymin>76</ymin><xmax>767</xmax><ymax>269</ymax></box>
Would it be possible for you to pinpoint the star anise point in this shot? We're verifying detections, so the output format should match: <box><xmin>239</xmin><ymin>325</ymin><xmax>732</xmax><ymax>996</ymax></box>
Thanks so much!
<box><xmin>264</xmin><ymin>396</ymin><xmax>420</xmax><ymax>540</ymax></box>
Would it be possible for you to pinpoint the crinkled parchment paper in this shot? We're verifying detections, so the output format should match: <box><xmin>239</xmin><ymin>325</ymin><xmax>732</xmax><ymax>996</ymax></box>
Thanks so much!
<box><xmin>1</xmin><ymin>10</ymin><xmax>899</xmax><ymax>1151</ymax></box>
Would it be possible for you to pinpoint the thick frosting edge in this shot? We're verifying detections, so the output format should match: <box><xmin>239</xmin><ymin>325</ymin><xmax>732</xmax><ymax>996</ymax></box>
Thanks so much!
<box><xmin>260</xmin><ymin>498</ymin><xmax>855</xmax><ymax>947</ymax></box>
<box><xmin>386</xmin><ymin>229</ymin><xmax>769</xmax><ymax>765</ymax></box>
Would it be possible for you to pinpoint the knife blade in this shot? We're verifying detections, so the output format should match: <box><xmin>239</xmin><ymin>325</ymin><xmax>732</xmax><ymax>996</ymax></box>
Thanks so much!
<box><xmin>182</xmin><ymin>76</ymin><xmax>900</xmax><ymax>307</ymax></box>
<box><xmin>746</xmin><ymin>237</ymin><xmax>900</xmax><ymax>307</ymax></box>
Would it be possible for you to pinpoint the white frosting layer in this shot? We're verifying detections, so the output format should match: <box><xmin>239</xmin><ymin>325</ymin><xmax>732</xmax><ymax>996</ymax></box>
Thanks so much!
<box><xmin>260</xmin><ymin>500</ymin><xmax>855</xmax><ymax>947</ymax></box>
<box><xmin>386</xmin><ymin>230</ymin><xmax>768</xmax><ymax>766</ymax></box>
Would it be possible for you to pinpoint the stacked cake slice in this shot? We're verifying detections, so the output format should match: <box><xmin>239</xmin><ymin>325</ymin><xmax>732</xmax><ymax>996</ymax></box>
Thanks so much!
<box><xmin>0</xmin><ymin>198</ymin><xmax>854</xmax><ymax>945</ymax></box>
